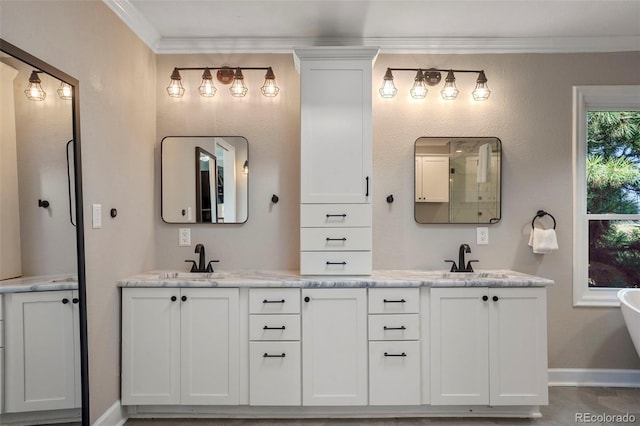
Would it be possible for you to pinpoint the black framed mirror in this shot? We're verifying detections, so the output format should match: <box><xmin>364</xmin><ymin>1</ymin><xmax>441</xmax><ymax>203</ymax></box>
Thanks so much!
<box><xmin>162</xmin><ymin>136</ymin><xmax>249</xmax><ymax>224</ymax></box>
<box><xmin>0</xmin><ymin>39</ymin><xmax>88</xmax><ymax>424</ymax></box>
<box><xmin>415</xmin><ymin>137</ymin><xmax>502</xmax><ymax>224</ymax></box>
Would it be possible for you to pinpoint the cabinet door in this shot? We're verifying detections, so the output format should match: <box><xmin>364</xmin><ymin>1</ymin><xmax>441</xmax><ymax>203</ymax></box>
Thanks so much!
<box><xmin>300</xmin><ymin>60</ymin><xmax>372</xmax><ymax>204</ymax></box>
<box><xmin>180</xmin><ymin>288</ymin><xmax>239</xmax><ymax>405</ymax></box>
<box><xmin>418</xmin><ymin>156</ymin><xmax>450</xmax><ymax>203</ymax></box>
<box><xmin>430</xmin><ymin>287</ymin><xmax>489</xmax><ymax>405</ymax></box>
<box><xmin>301</xmin><ymin>288</ymin><xmax>368</xmax><ymax>405</ymax></box>
<box><xmin>489</xmin><ymin>288</ymin><xmax>548</xmax><ymax>405</ymax></box>
<box><xmin>121</xmin><ymin>288</ymin><xmax>180</xmax><ymax>405</ymax></box>
<box><xmin>4</xmin><ymin>291</ymin><xmax>77</xmax><ymax>412</ymax></box>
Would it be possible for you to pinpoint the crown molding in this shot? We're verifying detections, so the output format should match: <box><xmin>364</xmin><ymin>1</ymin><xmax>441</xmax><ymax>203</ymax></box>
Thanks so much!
<box><xmin>156</xmin><ymin>36</ymin><xmax>640</xmax><ymax>55</ymax></box>
<box><xmin>103</xmin><ymin>0</ymin><xmax>161</xmax><ymax>50</ymax></box>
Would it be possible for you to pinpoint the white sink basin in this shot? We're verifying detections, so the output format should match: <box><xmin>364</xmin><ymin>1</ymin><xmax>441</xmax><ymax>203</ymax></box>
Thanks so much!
<box><xmin>159</xmin><ymin>272</ymin><xmax>229</xmax><ymax>281</ymax></box>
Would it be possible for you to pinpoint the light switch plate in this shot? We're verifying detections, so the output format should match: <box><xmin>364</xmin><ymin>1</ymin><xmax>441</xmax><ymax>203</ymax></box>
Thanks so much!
<box><xmin>92</xmin><ymin>204</ymin><xmax>102</xmax><ymax>229</ymax></box>
<box><xmin>179</xmin><ymin>228</ymin><xmax>191</xmax><ymax>246</ymax></box>
<box><xmin>477</xmin><ymin>227</ymin><xmax>488</xmax><ymax>245</ymax></box>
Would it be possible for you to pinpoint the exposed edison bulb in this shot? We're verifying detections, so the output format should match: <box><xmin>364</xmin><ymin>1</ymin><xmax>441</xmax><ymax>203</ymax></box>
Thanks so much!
<box><xmin>166</xmin><ymin>68</ymin><xmax>185</xmax><ymax>98</ymax></box>
<box><xmin>410</xmin><ymin>70</ymin><xmax>428</xmax><ymax>99</ymax></box>
<box><xmin>24</xmin><ymin>71</ymin><xmax>46</xmax><ymax>101</ymax></box>
<box><xmin>379</xmin><ymin>68</ymin><xmax>397</xmax><ymax>98</ymax></box>
<box><xmin>261</xmin><ymin>67</ymin><xmax>279</xmax><ymax>97</ymax></box>
<box><xmin>198</xmin><ymin>68</ymin><xmax>217</xmax><ymax>97</ymax></box>
<box><xmin>230</xmin><ymin>68</ymin><xmax>248</xmax><ymax>97</ymax></box>
<box><xmin>472</xmin><ymin>71</ymin><xmax>491</xmax><ymax>101</ymax></box>
<box><xmin>57</xmin><ymin>82</ymin><xmax>73</xmax><ymax>100</ymax></box>
<box><xmin>440</xmin><ymin>70</ymin><xmax>459</xmax><ymax>100</ymax></box>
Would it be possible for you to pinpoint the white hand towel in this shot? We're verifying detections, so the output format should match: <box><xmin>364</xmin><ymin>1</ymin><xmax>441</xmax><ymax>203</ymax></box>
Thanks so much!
<box><xmin>528</xmin><ymin>228</ymin><xmax>559</xmax><ymax>254</ymax></box>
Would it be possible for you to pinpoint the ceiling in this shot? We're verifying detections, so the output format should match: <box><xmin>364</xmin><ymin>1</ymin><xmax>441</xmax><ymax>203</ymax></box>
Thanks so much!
<box><xmin>104</xmin><ymin>0</ymin><xmax>640</xmax><ymax>54</ymax></box>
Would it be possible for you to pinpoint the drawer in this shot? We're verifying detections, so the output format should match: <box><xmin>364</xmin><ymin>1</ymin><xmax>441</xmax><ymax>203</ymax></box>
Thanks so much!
<box><xmin>300</xmin><ymin>251</ymin><xmax>372</xmax><ymax>275</ymax></box>
<box><xmin>368</xmin><ymin>314</ymin><xmax>419</xmax><ymax>341</ymax></box>
<box><xmin>368</xmin><ymin>288</ymin><xmax>420</xmax><ymax>314</ymax></box>
<box><xmin>301</xmin><ymin>227</ymin><xmax>372</xmax><ymax>251</ymax></box>
<box><xmin>249</xmin><ymin>288</ymin><xmax>300</xmax><ymax>314</ymax></box>
<box><xmin>301</xmin><ymin>204</ymin><xmax>372</xmax><ymax>228</ymax></box>
<box><xmin>369</xmin><ymin>340</ymin><xmax>421</xmax><ymax>405</ymax></box>
<box><xmin>250</xmin><ymin>341</ymin><xmax>301</xmax><ymax>406</ymax></box>
<box><xmin>249</xmin><ymin>314</ymin><xmax>300</xmax><ymax>341</ymax></box>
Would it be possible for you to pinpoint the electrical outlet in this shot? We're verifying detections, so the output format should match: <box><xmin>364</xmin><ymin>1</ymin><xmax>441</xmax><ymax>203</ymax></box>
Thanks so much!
<box><xmin>92</xmin><ymin>204</ymin><xmax>102</xmax><ymax>229</ymax></box>
<box><xmin>179</xmin><ymin>228</ymin><xmax>191</xmax><ymax>246</ymax></box>
<box><xmin>477</xmin><ymin>227</ymin><xmax>489</xmax><ymax>245</ymax></box>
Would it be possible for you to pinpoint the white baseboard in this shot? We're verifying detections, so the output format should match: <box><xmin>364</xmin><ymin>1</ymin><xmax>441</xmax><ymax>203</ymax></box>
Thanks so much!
<box><xmin>549</xmin><ymin>368</ymin><xmax>640</xmax><ymax>387</ymax></box>
<box><xmin>93</xmin><ymin>400</ymin><xmax>127</xmax><ymax>426</ymax></box>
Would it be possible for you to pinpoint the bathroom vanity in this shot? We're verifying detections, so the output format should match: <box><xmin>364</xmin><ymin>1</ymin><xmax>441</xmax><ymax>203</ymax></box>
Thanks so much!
<box><xmin>118</xmin><ymin>270</ymin><xmax>552</xmax><ymax>419</ymax></box>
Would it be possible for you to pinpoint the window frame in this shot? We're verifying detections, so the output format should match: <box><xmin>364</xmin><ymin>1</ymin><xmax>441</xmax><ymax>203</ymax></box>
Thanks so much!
<box><xmin>573</xmin><ymin>85</ymin><xmax>640</xmax><ymax>307</ymax></box>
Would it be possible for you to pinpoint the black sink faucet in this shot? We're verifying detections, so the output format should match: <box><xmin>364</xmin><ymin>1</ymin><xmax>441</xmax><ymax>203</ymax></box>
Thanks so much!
<box><xmin>185</xmin><ymin>243</ymin><xmax>219</xmax><ymax>273</ymax></box>
<box><xmin>445</xmin><ymin>243</ymin><xmax>479</xmax><ymax>272</ymax></box>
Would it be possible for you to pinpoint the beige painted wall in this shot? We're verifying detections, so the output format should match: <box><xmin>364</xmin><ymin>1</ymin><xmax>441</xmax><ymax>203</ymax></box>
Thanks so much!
<box><xmin>1</xmin><ymin>1</ymin><xmax>157</xmax><ymax>422</ymax></box>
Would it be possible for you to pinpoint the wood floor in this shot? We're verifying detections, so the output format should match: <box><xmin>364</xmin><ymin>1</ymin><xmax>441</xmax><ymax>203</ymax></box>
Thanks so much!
<box><xmin>125</xmin><ymin>387</ymin><xmax>640</xmax><ymax>425</ymax></box>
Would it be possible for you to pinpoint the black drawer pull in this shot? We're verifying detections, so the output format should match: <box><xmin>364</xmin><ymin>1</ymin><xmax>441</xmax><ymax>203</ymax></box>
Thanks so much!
<box><xmin>326</xmin><ymin>261</ymin><xmax>347</xmax><ymax>265</ymax></box>
<box><xmin>482</xmin><ymin>295</ymin><xmax>489</xmax><ymax>301</ymax></box>
<box><xmin>263</xmin><ymin>326</ymin><xmax>286</xmax><ymax>330</ymax></box>
<box><xmin>263</xmin><ymin>353</ymin><xmax>286</xmax><ymax>358</ymax></box>
<box><xmin>326</xmin><ymin>237</ymin><xmax>347</xmax><ymax>242</ymax></box>
<box><xmin>304</xmin><ymin>296</ymin><xmax>310</xmax><ymax>303</ymax></box>
<box><xmin>383</xmin><ymin>326</ymin><xmax>406</xmax><ymax>330</ymax></box>
<box><xmin>171</xmin><ymin>296</ymin><xmax>177</xmax><ymax>302</ymax></box>
<box><xmin>62</xmin><ymin>298</ymin><xmax>69</xmax><ymax>304</ymax></box>
<box><xmin>181</xmin><ymin>295</ymin><xmax>187</xmax><ymax>302</ymax></box>
<box><xmin>383</xmin><ymin>299</ymin><xmax>406</xmax><ymax>303</ymax></box>
<box><xmin>365</xmin><ymin>176</ymin><xmax>370</xmax><ymax>197</ymax></box>
<box><xmin>72</xmin><ymin>298</ymin><xmax>79</xmax><ymax>304</ymax></box>
<box><xmin>384</xmin><ymin>352</ymin><xmax>407</xmax><ymax>357</ymax></box>
<box><xmin>493</xmin><ymin>296</ymin><xmax>499</xmax><ymax>302</ymax></box>
<box><xmin>326</xmin><ymin>214</ymin><xmax>347</xmax><ymax>218</ymax></box>
<box><xmin>263</xmin><ymin>299</ymin><xmax>285</xmax><ymax>304</ymax></box>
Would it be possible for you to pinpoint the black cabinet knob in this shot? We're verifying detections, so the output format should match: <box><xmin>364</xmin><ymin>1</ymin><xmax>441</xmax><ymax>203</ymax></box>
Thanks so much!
<box><xmin>304</xmin><ymin>296</ymin><xmax>310</xmax><ymax>303</ymax></box>
<box><xmin>73</xmin><ymin>298</ymin><xmax>79</xmax><ymax>304</ymax></box>
<box><xmin>493</xmin><ymin>295</ymin><xmax>499</xmax><ymax>302</ymax></box>
<box><xmin>181</xmin><ymin>295</ymin><xmax>187</xmax><ymax>302</ymax></box>
<box><xmin>171</xmin><ymin>296</ymin><xmax>177</xmax><ymax>302</ymax></box>
<box><xmin>62</xmin><ymin>298</ymin><xmax>69</xmax><ymax>304</ymax></box>
<box><xmin>482</xmin><ymin>295</ymin><xmax>488</xmax><ymax>301</ymax></box>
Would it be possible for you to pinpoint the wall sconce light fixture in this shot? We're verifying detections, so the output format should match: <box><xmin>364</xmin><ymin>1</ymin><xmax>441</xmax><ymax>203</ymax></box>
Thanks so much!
<box><xmin>24</xmin><ymin>70</ymin><xmax>74</xmax><ymax>101</ymax></box>
<box><xmin>380</xmin><ymin>67</ymin><xmax>491</xmax><ymax>101</ymax></box>
<box><xmin>166</xmin><ymin>66</ymin><xmax>279</xmax><ymax>99</ymax></box>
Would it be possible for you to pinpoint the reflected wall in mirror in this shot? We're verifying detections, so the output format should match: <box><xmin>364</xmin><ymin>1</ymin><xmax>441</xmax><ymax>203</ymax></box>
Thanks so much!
<box><xmin>0</xmin><ymin>39</ymin><xmax>87</xmax><ymax>424</ymax></box>
<box><xmin>162</xmin><ymin>136</ymin><xmax>248</xmax><ymax>223</ymax></box>
<box><xmin>415</xmin><ymin>137</ymin><xmax>501</xmax><ymax>224</ymax></box>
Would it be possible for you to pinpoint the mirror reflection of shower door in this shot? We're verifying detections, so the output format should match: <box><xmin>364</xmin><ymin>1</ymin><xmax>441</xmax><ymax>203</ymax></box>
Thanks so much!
<box><xmin>215</xmin><ymin>139</ymin><xmax>237</xmax><ymax>223</ymax></box>
<box><xmin>196</xmin><ymin>147</ymin><xmax>217</xmax><ymax>223</ymax></box>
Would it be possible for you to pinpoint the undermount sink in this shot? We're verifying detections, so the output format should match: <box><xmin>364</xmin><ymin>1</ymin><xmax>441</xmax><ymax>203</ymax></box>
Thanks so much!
<box><xmin>159</xmin><ymin>272</ymin><xmax>229</xmax><ymax>281</ymax></box>
<box><xmin>436</xmin><ymin>272</ymin><xmax>509</xmax><ymax>279</ymax></box>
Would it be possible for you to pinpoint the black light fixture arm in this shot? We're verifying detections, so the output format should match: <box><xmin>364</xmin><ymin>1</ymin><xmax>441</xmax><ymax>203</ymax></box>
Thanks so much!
<box><xmin>386</xmin><ymin>67</ymin><xmax>485</xmax><ymax>74</ymax></box>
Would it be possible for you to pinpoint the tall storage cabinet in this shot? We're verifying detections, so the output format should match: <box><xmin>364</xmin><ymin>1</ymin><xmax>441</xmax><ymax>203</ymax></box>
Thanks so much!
<box><xmin>295</xmin><ymin>47</ymin><xmax>379</xmax><ymax>275</ymax></box>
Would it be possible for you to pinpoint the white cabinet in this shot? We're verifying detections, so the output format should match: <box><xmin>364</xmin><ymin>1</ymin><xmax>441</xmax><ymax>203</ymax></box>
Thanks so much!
<box><xmin>4</xmin><ymin>290</ymin><xmax>81</xmax><ymax>412</ymax></box>
<box><xmin>295</xmin><ymin>47</ymin><xmax>378</xmax><ymax>275</ymax></box>
<box><xmin>249</xmin><ymin>288</ymin><xmax>301</xmax><ymax>406</ymax></box>
<box><xmin>121</xmin><ymin>287</ymin><xmax>239</xmax><ymax>405</ymax></box>
<box><xmin>301</xmin><ymin>288</ymin><xmax>368</xmax><ymax>405</ymax></box>
<box><xmin>415</xmin><ymin>156</ymin><xmax>450</xmax><ymax>203</ymax></box>
<box><xmin>430</xmin><ymin>287</ymin><xmax>548</xmax><ymax>406</ymax></box>
<box><xmin>368</xmin><ymin>288</ymin><xmax>421</xmax><ymax>406</ymax></box>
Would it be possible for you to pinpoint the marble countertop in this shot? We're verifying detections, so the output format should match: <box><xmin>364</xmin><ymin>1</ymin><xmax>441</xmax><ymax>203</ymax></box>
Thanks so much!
<box><xmin>118</xmin><ymin>269</ymin><xmax>554</xmax><ymax>288</ymax></box>
<box><xmin>0</xmin><ymin>274</ymin><xmax>78</xmax><ymax>294</ymax></box>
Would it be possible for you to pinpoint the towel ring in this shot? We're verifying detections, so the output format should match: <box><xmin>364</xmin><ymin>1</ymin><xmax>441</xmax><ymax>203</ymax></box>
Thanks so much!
<box><xmin>531</xmin><ymin>210</ymin><xmax>556</xmax><ymax>229</ymax></box>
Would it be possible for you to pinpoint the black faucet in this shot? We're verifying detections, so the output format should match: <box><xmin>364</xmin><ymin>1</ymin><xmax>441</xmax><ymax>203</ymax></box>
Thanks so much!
<box><xmin>185</xmin><ymin>243</ymin><xmax>219</xmax><ymax>273</ymax></box>
<box><xmin>445</xmin><ymin>243</ymin><xmax>478</xmax><ymax>272</ymax></box>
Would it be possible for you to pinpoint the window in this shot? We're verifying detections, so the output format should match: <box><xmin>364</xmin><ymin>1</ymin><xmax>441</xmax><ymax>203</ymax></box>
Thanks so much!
<box><xmin>573</xmin><ymin>86</ymin><xmax>640</xmax><ymax>306</ymax></box>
